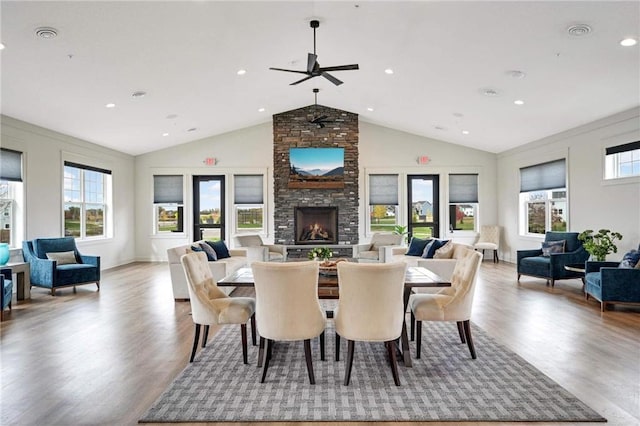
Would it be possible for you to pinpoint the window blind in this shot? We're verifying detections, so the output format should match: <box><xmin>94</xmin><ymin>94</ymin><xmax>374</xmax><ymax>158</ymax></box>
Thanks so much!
<box><xmin>449</xmin><ymin>174</ymin><xmax>478</xmax><ymax>203</ymax></box>
<box><xmin>369</xmin><ymin>174</ymin><xmax>398</xmax><ymax>205</ymax></box>
<box><xmin>0</xmin><ymin>148</ymin><xmax>23</xmax><ymax>182</ymax></box>
<box><xmin>64</xmin><ymin>161</ymin><xmax>112</xmax><ymax>175</ymax></box>
<box><xmin>153</xmin><ymin>175</ymin><xmax>183</xmax><ymax>204</ymax></box>
<box><xmin>605</xmin><ymin>140</ymin><xmax>640</xmax><ymax>156</ymax></box>
<box><xmin>520</xmin><ymin>159</ymin><xmax>566</xmax><ymax>192</ymax></box>
<box><xmin>234</xmin><ymin>175</ymin><xmax>263</xmax><ymax>204</ymax></box>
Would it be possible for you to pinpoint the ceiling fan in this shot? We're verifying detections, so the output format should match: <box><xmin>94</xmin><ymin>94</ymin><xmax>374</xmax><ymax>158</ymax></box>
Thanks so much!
<box><xmin>308</xmin><ymin>89</ymin><xmax>333</xmax><ymax>128</ymax></box>
<box><xmin>270</xmin><ymin>20</ymin><xmax>359</xmax><ymax>86</ymax></box>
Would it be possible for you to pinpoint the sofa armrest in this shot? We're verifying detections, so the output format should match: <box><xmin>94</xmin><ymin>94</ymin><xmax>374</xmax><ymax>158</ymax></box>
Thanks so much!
<box><xmin>352</xmin><ymin>243</ymin><xmax>371</xmax><ymax>256</ymax></box>
<box><xmin>243</xmin><ymin>246</ymin><xmax>269</xmax><ymax>263</ymax></box>
<box><xmin>228</xmin><ymin>248</ymin><xmax>247</xmax><ymax>257</ymax></box>
<box><xmin>380</xmin><ymin>245</ymin><xmax>403</xmax><ymax>263</ymax></box>
<box><xmin>391</xmin><ymin>246</ymin><xmax>408</xmax><ymax>256</ymax></box>
<box><xmin>1</xmin><ymin>268</ymin><xmax>11</xmax><ymax>281</ymax></box>
<box><xmin>585</xmin><ymin>261</ymin><xmax>619</xmax><ymax>273</ymax></box>
<box><xmin>266</xmin><ymin>244</ymin><xmax>287</xmax><ymax>256</ymax></box>
<box><xmin>79</xmin><ymin>255</ymin><xmax>100</xmax><ymax>268</ymax></box>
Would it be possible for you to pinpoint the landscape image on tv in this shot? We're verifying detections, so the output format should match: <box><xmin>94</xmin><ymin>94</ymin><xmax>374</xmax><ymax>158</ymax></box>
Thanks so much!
<box><xmin>289</xmin><ymin>147</ymin><xmax>344</xmax><ymax>188</ymax></box>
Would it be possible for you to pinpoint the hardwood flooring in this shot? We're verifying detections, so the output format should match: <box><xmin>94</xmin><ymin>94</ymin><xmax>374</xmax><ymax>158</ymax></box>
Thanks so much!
<box><xmin>1</xmin><ymin>261</ymin><xmax>638</xmax><ymax>426</ymax></box>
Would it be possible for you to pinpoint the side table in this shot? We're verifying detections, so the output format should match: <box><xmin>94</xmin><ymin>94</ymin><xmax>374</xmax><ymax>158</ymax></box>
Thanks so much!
<box><xmin>5</xmin><ymin>262</ymin><xmax>30</xmax><ymax>300</ymax></box>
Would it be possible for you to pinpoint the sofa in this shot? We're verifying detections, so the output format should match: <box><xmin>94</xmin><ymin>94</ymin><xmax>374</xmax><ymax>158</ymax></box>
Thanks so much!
<box><xmin>167</xmin><ymin>241</ymin><xmax>247</xmax><ymax>301</ymax></box>
<box><xmin>390</xmin><ymin>240</ymin><xmax>474</xmax><ymax>281</ymax></box>
<box><xmin>22</xmin><ymin>237</ymin><xmax>100</xmax><ymax>296</ymax></box>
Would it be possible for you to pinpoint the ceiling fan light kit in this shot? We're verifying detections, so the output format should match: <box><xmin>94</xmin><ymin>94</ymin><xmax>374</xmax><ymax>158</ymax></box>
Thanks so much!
<box><xmin>270</xmin><ymin>20</ymin><xmax>359</xmax><ymax>86</ymax></box>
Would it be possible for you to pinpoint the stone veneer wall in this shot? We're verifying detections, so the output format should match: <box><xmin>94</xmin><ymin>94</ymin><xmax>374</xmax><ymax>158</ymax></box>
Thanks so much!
<box><xmin>273</xmin><ymin>104</ymin><xmax>359</xmax><ymax>245</ymax></box>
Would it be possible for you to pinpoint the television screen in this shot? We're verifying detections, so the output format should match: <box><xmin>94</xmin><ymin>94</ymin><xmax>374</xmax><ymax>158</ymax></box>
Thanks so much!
<box><xmin>289</xmin><ymin>147</ymin><xmax>344</xmax><ymax>188</ymax></box>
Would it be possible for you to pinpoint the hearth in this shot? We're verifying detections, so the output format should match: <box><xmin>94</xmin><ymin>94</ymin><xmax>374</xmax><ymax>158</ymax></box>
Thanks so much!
<box><xmin>294</xmin><ymin>207</ymin><xmax>338</xmax><ymax>245</ymax></box>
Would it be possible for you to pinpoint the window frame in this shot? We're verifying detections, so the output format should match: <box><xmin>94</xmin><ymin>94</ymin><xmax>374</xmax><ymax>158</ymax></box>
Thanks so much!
<box><xmin>233</xmin><ymin>174</ymin><xmax>266</xmax><ymax>235</ymax></box>
<box><xmin>367</xmin><ymin>174</ymin><xmax>400</xmax><ymax>235</ymax></box>
<box><xmin>604</xmin><ymin>140</ymin><xmax>640</xmax><ymax>181</ymax></box>
<box><xmin>448</xmin><ymin>174</ymin><xmax>479</xmax><ymax>233</ymax></box>
<box><xmin>153</xmin><ymin>175</ymin><xmax>185</xmax><ymax>235</ymax></box>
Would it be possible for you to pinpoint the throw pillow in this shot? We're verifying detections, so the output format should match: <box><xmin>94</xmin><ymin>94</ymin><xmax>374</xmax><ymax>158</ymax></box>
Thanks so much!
<box><xmin>46</xmin><ymin>251</ymin><xmax>77</xmax><ymax>265</ymax></box>
<box><xmin>206</xmin><ymin>240</ymin><xmax>231</xmax><ymax>259</ymax></box>
<box><xmin>199</xmin><ymin>242</ymin><xmax>218</xmax><ymax>261</ymax></box>
<box><xmin>541</xmin><ymin>240</ymin><xmax>565</xmax><ymax>256</ymax></box>
<box><xmin>434</xmin><ymin>240</ymin><xmax>455</xmax><ymax>259</ymax></box>
<box><xmin>422</xmin><ymin>239</ymin><xmax>448</xmax><ymax>259</ymax></box>
<box><xmin>406</xmin><ymin>237</ymin><xmax>431</xmax><ymax>256</ymax></box>
<box><xmin>190</xmin><ymin>245</ymin><xmax>204</xmax><ymax>253</ymax></box>
<box><xmin>619</xmin><ymin>249</ymin><xmax>640</xmax><ymax>269</ymax></box>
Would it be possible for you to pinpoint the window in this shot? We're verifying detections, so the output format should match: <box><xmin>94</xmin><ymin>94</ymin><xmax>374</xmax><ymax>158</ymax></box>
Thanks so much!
<box><xmin>408</xmin><ymin>175</ymin><xmax>440</xmax><ymax>239</ymax></box>
<box><xmin>153</xmin><ymin>175</ymin><xmax>184</xmax><ymax>234</ymax></box>
<box><xmin>64</xmin><ymin>161</ymin><xmax>111</xmax><ymax>239</ymax></box>
<box><xmin>368</xmin><ymin>174</ymin><xmax>399</xmax><ymax>233</ymax></box>
<box><xmin>0</xmin><ymin>148</ymin><xmax>23</xmax><ymax>247</ymax></box>
<box><xmin>605</xmin><ymin>141</ymin><xmax>640</xmax><ymax>179</ymax></box>
<box><xmin>519</xmin><ymin>159</ymin><xmax>567</xmax><ymax>236</ymax></box>
<box><xmin>234</xmin><ymin>175</ymin><xmax>264</xmax><ymax>233</ymax></box>
<box><xmin>448</xmin><ymin>174</ymin><xmax>478</xmax><ymax>232</ymax></box>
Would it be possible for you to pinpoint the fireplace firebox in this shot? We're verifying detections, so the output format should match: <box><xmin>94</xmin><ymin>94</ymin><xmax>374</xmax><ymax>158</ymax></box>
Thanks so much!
<box><xmin>294</xmin><ymin>207</ymin><xmax>338</xmax><ymax>245</ymax></box>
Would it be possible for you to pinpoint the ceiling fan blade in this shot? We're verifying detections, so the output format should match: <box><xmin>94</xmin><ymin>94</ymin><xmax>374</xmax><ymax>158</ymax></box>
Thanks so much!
<box><xmin>307</xmin><ymin>53</ymin><xmax>318</xmax><ymax>73</ymax></box>
<box><xmin>311</xmin><ymin>115</ymin><xmax>329</xmax><ymax>123</ymax></box>
<box><xmin>269</xmin><ymin>67</ymin><xmax>310</xmax><ymax>75</ymax></box>
<box><xmin>321</xmin><ymin>72</ymin><xmax>343</xmax><ymax>86</ymax></box>
<box><xmin>319</xmin><ymin>64</ymin><xmax>359</xmax><ymax>72</ymax></box>
<box><xmin>290</xmin><ymin>75</ymin><xmax>315</xmax><ymax>85</ymax></box>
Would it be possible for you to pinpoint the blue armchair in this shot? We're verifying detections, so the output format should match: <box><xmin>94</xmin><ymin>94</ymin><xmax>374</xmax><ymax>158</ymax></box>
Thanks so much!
<box><xmin>22</xmin><ymin>237</ymin><xmax>100</xmax><ymax>296</ymax></box>
<box><xmin>1</xmin><ymin>268</ymin><xmax>12</xmax><ymax>321</ymax></box>
<box><xmin>517</xmin><ymin>231</ymin><xmax>589</xmax><ymax>287</ymax></box>
<box><xmin>585</xmin><ymin>259</ymin><xmax>640</xmax><ymax>312</ymax></box>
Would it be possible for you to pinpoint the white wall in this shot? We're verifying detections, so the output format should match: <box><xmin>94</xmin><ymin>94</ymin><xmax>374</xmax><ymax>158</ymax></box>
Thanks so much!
<box><xmin>1</xmin><ymin>116</ymin><xmax>136</xmax><ymax>269</ymax></box>
<box><xmin>497</xmin><ymin>107</ymin><xmax>640</xmax><ymax>263</ymax></box>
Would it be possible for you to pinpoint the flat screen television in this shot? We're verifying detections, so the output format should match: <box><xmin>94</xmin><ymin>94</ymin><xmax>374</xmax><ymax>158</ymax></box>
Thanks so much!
<box><xmin>288</xmin><ymin>147</ymin><xmax>344</xmax><ymax>189</ymax></box>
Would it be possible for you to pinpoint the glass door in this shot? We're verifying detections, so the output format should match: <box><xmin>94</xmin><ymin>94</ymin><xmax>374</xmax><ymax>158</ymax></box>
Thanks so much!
<box><xmin>407</xmin><ymin>175</ymin><xmax>440</xmax><ymax>239</ymax></box>
<box><xmin>193</xmin><ymin>176</ymin><xmax>225</xmax><ymax>242</ymax></box>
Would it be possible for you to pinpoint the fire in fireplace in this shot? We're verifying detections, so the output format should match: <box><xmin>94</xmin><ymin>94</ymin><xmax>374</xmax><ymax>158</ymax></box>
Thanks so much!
<box><xmin>294</xmin><ymin>207</ymin><xmax>338</xmax><ymax>245</ymax></box>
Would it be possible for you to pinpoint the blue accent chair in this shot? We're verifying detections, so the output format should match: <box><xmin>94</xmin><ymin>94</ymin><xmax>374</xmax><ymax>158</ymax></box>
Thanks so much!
<box><xmin>1</xmin><ymin>268</ymin><xmax>12</xmax><ymax>321</ymax></box>
<box><xmin>22</xmin><ymin>237</ymin><xmax>100</xmax><ymax>296</ymax></box>
<box><xmin>517</xmin><ymin>231</ymin><xmax>589</xmax><ymax>287</ymax></box>
<box><xmin>585</xmin><ymin>257</ymin><xmax>640</xmax><ymax>312</ymax></box>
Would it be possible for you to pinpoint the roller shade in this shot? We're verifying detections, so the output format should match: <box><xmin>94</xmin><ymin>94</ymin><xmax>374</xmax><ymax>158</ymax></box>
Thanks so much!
<box><xmin>234</xmin><ymin>175</ymin><xmax>263</xmax><ymax>204</ymax></box>
<box><xmin>520</xmin><ymin>159</ymin><xmax>566</xmax><ymax>192</ymax></box>
<box><xmin>64</xmin><ymin>161</ymin><xmax>111</xmax><ymax>175</ymax></box>
<box><xmin>606</xmin><ymin>141</ymin><xmax>640</xmax><ymax>155</ymax></box>
<box><xmin>153</xmin><ymin>175</ymin><xmax>183</xmax><ymax>204</ymax></box>
<box><xmin>369</xmin><ymin>174</ymin><xmax>398</xmax><ymax>205</ymax></box>
<box><xmin>449</xmin><ymin>174</ymin><xmax>478</xmax><ymax>203</ymax></box>
<box><xmin>0</xmin><ymin>148</ymin><xmax>23</xmax><ymax>182</ymax></box>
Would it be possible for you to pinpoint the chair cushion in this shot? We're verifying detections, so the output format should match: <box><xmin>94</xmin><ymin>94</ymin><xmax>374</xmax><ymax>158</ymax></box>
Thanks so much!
<box><xmin>542</xmin><ymin>240</ymin><xmax>565</xmax><ymax>256</ymax></box>
<box><xmin>520</xmin><ymin>256</ymin><xmax>550</xmax><ymax>275</ymax></box>
<box><xmin>619</xmin><ymin>250</ymin><xmax>640</xmax><ymax>268</ymax></box>
<box><xmin>474</xmin><ymin>242</ymin><xmax>498</xmax><ymax>250</ymax></box>
<box><xmin>55</xmin><ymin>264</ymin><xmax>99</xmax><ymax>286</ymax></box>
<box><xmin>206</xmin><ymin>241</ymin><xmax>231</xmax><ymax>259</ymax></box>
<box><xmin>34</xmin><ymin>237</ymin><xmax>77</xmax><ymax>259</ymax></box>
<box><xmin>357</xmin><ymin>250</ymin><xmax>380</xmax><ymax>260</ymax></box>
<box><xmin>199</xmin><ymin>243</ymin><xmax>218</xmax><ymax>261</ymax></box>
<box><xmin>268</xmin><ymin>251</ymin><xmax>284</xmax><ymax>261</ymax></box>
<box><xmin>406</xmin><ymin>237</ymin><xmax>431</xmax><ymax>256</ymax></box>
<box><xmin>46</xmin><ymin>251</ymin><xmax>78</xmax><ymax>265</ymax></box>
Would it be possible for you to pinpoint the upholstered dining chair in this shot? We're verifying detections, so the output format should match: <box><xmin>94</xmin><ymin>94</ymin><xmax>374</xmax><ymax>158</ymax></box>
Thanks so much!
<box><xmin>474</xmin><ymin>225</ymin><xmax>500</xmax><ymax>263</ymax></box>
<box><xmin>409</xmin><ymin>248</ymin><xmax>482</xmax><ymax>360</ymax></box>
<box><xmin>251</xmin><ymin>261</ymin><xmax>326</xmax><ymax>384</ymax></box>
<box><xmin>334</xmin><ymin>262</ymin><xmax>407</xmax><ymax>386</ymax></box>
<box><xmin>180</xmin><ymin>252</ymin><xmax>256</xmax><ymax>364</ymax></box>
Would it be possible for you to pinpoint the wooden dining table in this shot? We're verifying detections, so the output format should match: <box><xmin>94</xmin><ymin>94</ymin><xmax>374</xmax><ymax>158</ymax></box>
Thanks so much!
<box><xmin>218</xmin><ymin>265</ymin><xmax>450</xmax><ymax>367</ymax></box>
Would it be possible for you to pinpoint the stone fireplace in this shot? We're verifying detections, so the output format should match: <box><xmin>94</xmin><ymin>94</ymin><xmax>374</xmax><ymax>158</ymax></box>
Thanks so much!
<box><xmin>273</xmin><ymin>104</ymin><xmax>359</xmax><ymax>245</ymax></box>
<box><xmin>294</xmin><ymin>207</ymin><xmax>338</xmax><ymax>245</ymax></box>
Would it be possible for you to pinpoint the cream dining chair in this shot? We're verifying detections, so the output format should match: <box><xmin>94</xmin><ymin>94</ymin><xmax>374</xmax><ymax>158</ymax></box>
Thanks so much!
<box><xmin>252</xmin><ymin>261</ymin><xmax>326</xmax><ymax>384</ymax></box>
<box><xmin>474</xmin><ymin>225</ymin><xmax>500</xmax><ymax>263</ymax></box>
<box><xmin>409</xmin><ymin>248</ymin><xmax>482</xmax><ymax>360</ymax></box>
<box><xmin>181</xmin><ymin>252</ymin><xmax>256</xmax><ymax>363</ymax></box>
<box><xmin>334</xmin><ymin>262</ymin><xmax>406</xmax><ymax>386</ymax></box>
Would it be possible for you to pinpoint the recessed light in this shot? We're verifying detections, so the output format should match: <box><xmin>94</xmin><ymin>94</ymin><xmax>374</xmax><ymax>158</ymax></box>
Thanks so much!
<box><xmin>434</xmin><ymin>126</ymin><xmax>447</xmax><ymax>131</ymax></box>
<box><xmin>166</xmin><ymin>114</ymin><xmax>178</xmax><ymax>119</ymax></box>
<box><xmin>131</xmin><ymin>91</ymin><xmax>146</xmax><ymax>98</ymax></box>
<box><xmin>367</xmin><ymin>107</ymin><xmax>374</xmax><ymax>112</ymax></box>
<box><xmin>0</xmin><ymin>43</ymin><xmax>5</xmax><ymax>50</ymax></box>
<box><xmin>506</xmin><ymin>70</ymin><xmax>526</xmax><ymax>79</ymax></box>
<box><xmin>162</xmin><ymin>132</ymin><xmax>169</xmax><ymax>137</ymax></box>
<box><xmin>620</xmin><ymin>38</ymin><xmax>638</xmax><ymax>47</ymax></box>
<box><xmin>105</xmin><ymin>103</ymin><xmax>116</xmax><ymax>108</ymax></box>
<box><xmin>237</xmin><ymin>69</ymin><xmax>247</xmax><ymax>75</ymax></box>
<box><xmin>462</xmin><ymin>130</ymin><xmax>470</xmax><ymax>135</ymax></box>
<box><xmin>452</xmin><ymin>112</ymin><xmax>464</xmax><ymax>118</ymax></box>
<box><xmin>384</xmin><ymin>69</ymin><xmax>394</xmax><ymax>75</ymax></box>
<box><xmin>481</xmin><ymin>88</ymin><xmax>500</xmax><ymax>97</ymax></box>
<box><xmin>35</xmin><ymin>27</ymin><xmax>58</xmax><ymax>39</ymax></box>
<box><xmin>258</xmin><ymin>107</ymin><xmax>265</xmax><ymax>112</ymax></box>
<box><xmin>514</xmin><ymin>99</ymin><xmax>525</xmax><ymax>105</ymax></box>
<box><xmin>187</xmin><ymin>128</ymin><xmax>197</xmax><ymax>132</ymax></box>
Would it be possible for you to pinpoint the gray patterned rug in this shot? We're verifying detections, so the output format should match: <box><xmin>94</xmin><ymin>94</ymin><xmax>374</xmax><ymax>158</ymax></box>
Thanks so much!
<box><xmin>140</xmin><ymin>309</ymin><xmax>605</xmax><ymax>422</ymax></box>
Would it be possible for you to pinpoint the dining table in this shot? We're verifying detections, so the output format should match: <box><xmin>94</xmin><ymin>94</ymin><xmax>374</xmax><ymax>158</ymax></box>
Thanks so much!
<box><xmin>218</xmin><ymin>264</ymin><xmax>451</xmax><ymax>367</ymax></box>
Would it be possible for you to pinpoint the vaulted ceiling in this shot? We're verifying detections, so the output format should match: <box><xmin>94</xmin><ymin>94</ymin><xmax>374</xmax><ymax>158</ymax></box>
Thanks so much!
<box><xmin>1</xmin><ymin>1</ymin><xmax>638</xmax><ymax>156</ymax></box>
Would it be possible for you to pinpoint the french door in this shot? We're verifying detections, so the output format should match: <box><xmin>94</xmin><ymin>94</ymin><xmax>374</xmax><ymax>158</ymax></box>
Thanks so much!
<box><xmin>407</xmin><ymin>175</ymin><xmax>440</xmax><ymax>239</ymax></box>
<box><xmin>193</xmin><ymin>176</ymin><xmax>225</xmax><ymax>242</ymax></box>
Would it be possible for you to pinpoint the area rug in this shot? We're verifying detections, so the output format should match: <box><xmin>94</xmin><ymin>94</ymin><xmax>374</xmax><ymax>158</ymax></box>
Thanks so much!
<box><xmin>140</xmin><ymin>310</ymin><xmax>605</xmax><ymax>422</ymax></box>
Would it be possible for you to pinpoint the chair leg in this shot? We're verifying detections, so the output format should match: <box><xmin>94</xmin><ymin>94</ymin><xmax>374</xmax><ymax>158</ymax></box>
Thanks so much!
<box><xmin>385</xmin><ymin>341</ymin><xmax>401</xmax><ymax>386</ymax></box>
<box><xmin>260</xmin><ymin>339</ymin><xmax>272</xmax><ymax>383</ymax></box>
<box><xmin>344</xmin><ymin>340</ymin><xmax>355</xmax><ymax>386</ymax></box>
<box><xmin>202</xmin><ymin>325</ymin><xmax>210</xmax><ymax>348</ymax></box>
<box><xmin>462</xmin><ymin>320</ymin><xmax>477</xmax><ymax>359</ymax></box>
<box><xmin>257</xmin><ymin>336</ymin><xmax>265</xmax><ymax>368</ymax></box>
<box><xmin>190</xmin><ymin>324</ymin><xmax>201</xmax><ymax>363</ymax></box>
<box><xmin>517</xmin><ymin>273</ymin><xmax>521</xmax><ymax>281</ymax></box>
<box><xmin>481</xmin><ymin>249</ymin><xmax>485</xmax><ymax>259</ymax></box>
<box><xmin>241</xmin><ymin>324</ymin><xmax>248</xmax><ymax>364</ymax></box>
<box><xmin>73</xmin><ymin>286</ymin><xmax>77</xmax><ymax>294</ymax></box>
<box><xmin>96</xmin><ymin>281</ymin><xmax>100</xmax><ymax>291</ymax></box>
<box><xmin>457</xmin><ymin>321</ymin><xmax>466</xmax><ymax>343</ymax></box>
<box><xmin>410</xmin><ymin>311</ymin><xmax>415</xmax><ymax>341</ymax></box>
<box><xmin>319</xmin><ymin>331</ymin><xmax>325</xmax><ymax>361</ymax></box>
<box><xmin>335</xmin><ymin>333</ymin><xmax>340</xmax><ymax>361</ymax></box>
<box><xmin>51</xmin><ymin>288</ymin><xmax>56</xmax><ymax>296</ymax></box>
<box><xmin>303</xmin><ymin>339</ymin><xmax>316</xmax><ymax>385</ymax></box>
<box><xmin>416</xmin><ymin>320</ymin><xmax>422</xmax><ymax>359</ymax></box>
<box><xmin>601</xmin><ymin>302</ymin><xmax>606</xmax><ymax>312</ymax></box>
<box><xmin>494</xmin><ymin>250</ymin><xmax>499</xmax><ymax>263</ymax></box>
<box><xmin>250</xmin><ymin>314</ymin><xmax>257</xmax><ymax>346</ymax></box>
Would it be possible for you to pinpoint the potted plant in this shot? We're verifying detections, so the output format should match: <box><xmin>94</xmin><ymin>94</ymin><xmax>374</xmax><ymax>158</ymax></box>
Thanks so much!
<box><xmin>578</xmin><ymin>229</ymin><xmax>623</xmax><ymax>261</ymax></box>
<box><xmin>308</xmin><ymin>247</ymin><xmax>333</xmax><ymax>262</ymax></box>
<box><xmin>393</xmin><ymin>225</ymin><xmax>409</xmax><ymax>245</ymax></box>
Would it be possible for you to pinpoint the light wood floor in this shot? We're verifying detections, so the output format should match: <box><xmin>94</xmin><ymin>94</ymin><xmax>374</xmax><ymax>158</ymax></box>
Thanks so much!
<box><xmin>1</xmin><ymin>260</ymin><xmax>638</xmax><ymax>426</ymax></box>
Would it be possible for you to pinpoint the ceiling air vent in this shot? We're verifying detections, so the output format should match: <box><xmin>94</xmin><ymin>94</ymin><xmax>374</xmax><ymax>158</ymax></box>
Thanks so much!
<box><xmin>567</xmin><ymin>24</ymin><xmax>592</xmax><ymax>37</ymax></box>
<box><xmin>35</xmin><ymin>27</ymin><xmax>58</xmax><ymax>39</ymax></box>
